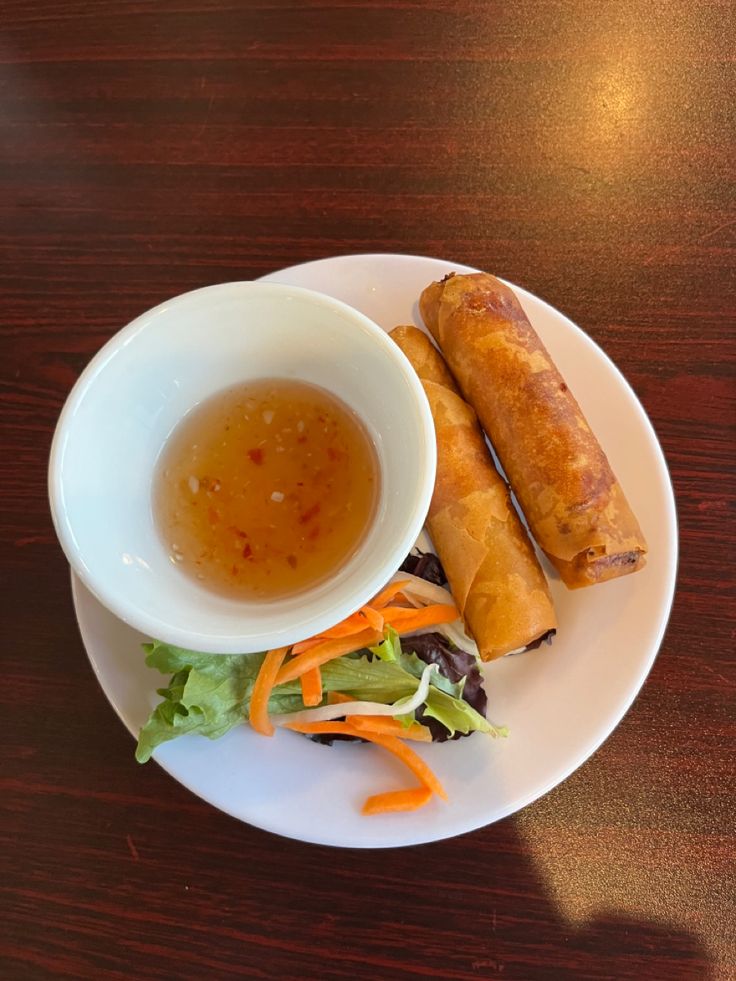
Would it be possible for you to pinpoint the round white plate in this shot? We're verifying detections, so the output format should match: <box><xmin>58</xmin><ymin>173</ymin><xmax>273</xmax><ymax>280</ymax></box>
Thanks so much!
<box><xmin>73</xmin><ymin>253</ymin><xmax>677</xmax><ymax>848</ymax></box>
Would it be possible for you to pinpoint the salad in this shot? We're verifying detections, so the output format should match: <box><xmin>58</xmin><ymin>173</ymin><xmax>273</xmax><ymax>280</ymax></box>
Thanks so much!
<box><xmin>136</xmin><ymin>546</ymin><xmax>507</xmax><ymax>815</ymax></box>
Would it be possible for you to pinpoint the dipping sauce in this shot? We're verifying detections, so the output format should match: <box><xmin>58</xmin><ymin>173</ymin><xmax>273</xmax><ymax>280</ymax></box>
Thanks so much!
<box><xmin>155</xmin><ymin>379</ymin><xmax>379</xmax><ymax>600</ymax></box>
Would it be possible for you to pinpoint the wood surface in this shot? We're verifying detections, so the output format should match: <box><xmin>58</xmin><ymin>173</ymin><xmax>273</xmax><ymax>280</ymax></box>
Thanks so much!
<box><xmin>1</xmin><ymin>2</ymin><xmax>734</xmax><ymax>979</ymax></box>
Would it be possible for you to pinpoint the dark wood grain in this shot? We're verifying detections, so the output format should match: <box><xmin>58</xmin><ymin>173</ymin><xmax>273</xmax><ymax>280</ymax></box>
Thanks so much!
<box><xmin>1</xmin><ymin>1</ymin><xmax>734</xmax><ymax>979</ymax></box>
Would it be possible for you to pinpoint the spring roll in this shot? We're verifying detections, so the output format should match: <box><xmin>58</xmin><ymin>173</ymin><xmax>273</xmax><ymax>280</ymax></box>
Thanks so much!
<box><xmin>391</xmin><ymin>325</ymin><xmax>556</xmax><ymax>660</ymax></box>
<box><xmin>419</xmin><ymin>273</ymin><xmax>647</xmax><ymax>588</ymax></box>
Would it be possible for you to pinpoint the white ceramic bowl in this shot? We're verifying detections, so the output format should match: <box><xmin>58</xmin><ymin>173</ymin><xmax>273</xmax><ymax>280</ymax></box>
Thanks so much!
<box><xmin>49</xmin><ymin>282</ymin><xmax>436</xmax><ymax>653</ymax></box>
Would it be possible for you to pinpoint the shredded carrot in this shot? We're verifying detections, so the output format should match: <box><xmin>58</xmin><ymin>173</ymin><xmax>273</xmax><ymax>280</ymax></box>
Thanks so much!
<box><xmin>359</xmin><ymin>605</ymin><xmax>385</xmax><ymax>632</ymax></box>
<box><xmin>362</xmin><ymin>786</ymin><xmax>432</xmax><ymax>815</ymax></box>
<box><xmin>353</xmin><ymin>730</ymin><xmax>447</xmax><ymax>800</ymax></box>
<box><xmin>369</xmin><ymin>580</ymin><xmax>413</xmax><ymax>610</ymax></box>
<box><xmin>327</xmin><ymin>691</ymin><xmax>356</xmax><ymax>705</ymax></box>
<box><xmin>299</xmin><ymin>666</ymin><xmax>323</xmax><ymax>707</ymax></box>
<box><xmin>283</xmin><ymin>721</ymin><xmax>447</xmax><ymax>800</ymax></box>
<box><xmin>287</xmin><ymin>567</ymin><xmax>459</xmax><ymax>667</ymax></box>
<box><xmin>304</xmin><ymin>699</ymin><xmax>431</xmax><ymax>740</ymax></box>
<box><xmin>249</xmin><ymin>647</ymin><xmax>289</xmax><ymax>736</ymax></box>
<box><xmin>290</xmin><ymin>637</ymin><xmax>323</xmax><ymax>655</ymax></box>
<box><xmin>380</xmin><ymin>603</ymin><xmax>459</xmax><ymax>633</ymax></box>
<box><xmin>274</xmin><ymin>628</ymin><xmax>382</xmax><ymax>685</ymax></box>
<box><xmin>287</xmin><ymin>584</ymin><xmax>455</xmax><ymax>664</ymax></box>
<box><xmin>350</xmin><ymin>716</ymin><xmax>432</xmax><ymax>742</ymax></box>
<box><xmin>291</xmin><ymin>608</ymin><xmax>382</xmax><ymax>654</ymax></box>
<box><xmin>316</xmin><ymin>612</ymin><xmax>372</xmax><ymax>639</ymax></box>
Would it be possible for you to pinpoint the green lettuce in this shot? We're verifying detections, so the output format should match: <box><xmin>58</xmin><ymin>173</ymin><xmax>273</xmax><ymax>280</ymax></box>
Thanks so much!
<box><xmin>398</xmin><ymin>650</ymin><xmax>465</xmax><ymax>699</ymax></box>
<box><xmin>423</xmin><ymin>688</ymin><xmax>507</xmax><ymax>739</ymax></box>
<box><xmin>369</xmin><ymin>626</ymin><xmax>402</xmax><ymax>663</ymax></box>
<box><xmin>137</xmin><ymin>643</ymin><xmax>263</xmax><ymax>762</ymax></box>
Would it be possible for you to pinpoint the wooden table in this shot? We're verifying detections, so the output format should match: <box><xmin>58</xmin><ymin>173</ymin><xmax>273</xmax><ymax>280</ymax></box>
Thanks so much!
<box><xmin>2</xmin><ymin>2</ymin><xmax>734</xmax><ymax>978</ymax></box>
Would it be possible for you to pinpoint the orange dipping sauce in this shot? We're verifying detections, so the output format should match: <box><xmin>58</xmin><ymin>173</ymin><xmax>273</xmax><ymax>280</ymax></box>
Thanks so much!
<box><xmin>155</xmin><ymin>379</ymin><xmax>379</xmax><ymax>600</ymax></box>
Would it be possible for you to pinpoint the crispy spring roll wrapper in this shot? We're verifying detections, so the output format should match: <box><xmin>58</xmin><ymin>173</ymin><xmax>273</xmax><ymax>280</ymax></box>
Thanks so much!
<box><xmin>390</xmin><ymin>325</ymin><xmax>556</xmax><ymax>660</ymax></box>
<box><xmin>419</xmin><ymin>273</ymin><xmax>647</xmax><ymax>588</ymax></box>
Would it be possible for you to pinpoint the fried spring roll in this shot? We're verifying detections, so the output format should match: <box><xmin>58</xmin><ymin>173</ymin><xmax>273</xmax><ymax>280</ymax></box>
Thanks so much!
<box><xmin>419</xmin><ymin>273</ymin><xmax>647</xmax><ymax>588</ymax></box>
<box><xmin>390</xmin><ymin>325</ymin><xmax>556</xmax><ymax>660</ymax></box>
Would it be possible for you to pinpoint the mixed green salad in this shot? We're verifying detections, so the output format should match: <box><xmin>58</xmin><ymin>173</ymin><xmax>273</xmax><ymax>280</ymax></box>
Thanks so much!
<box><xmin>135</xmin><ymin>552</ymin><xmax>507</xmax><ymax>814</ymax></box>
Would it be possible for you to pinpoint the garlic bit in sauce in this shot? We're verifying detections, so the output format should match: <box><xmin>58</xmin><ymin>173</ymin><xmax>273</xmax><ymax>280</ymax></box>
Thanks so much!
<box><xmin>155</xmin><ymin>378</ymin><xmax>379</xmax><ymax>599</ymax></box>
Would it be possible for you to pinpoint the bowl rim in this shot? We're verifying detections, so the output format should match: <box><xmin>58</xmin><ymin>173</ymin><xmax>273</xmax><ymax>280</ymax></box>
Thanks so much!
<box><xmin>48</xmin><ymin>280</ymin><xmax>437</xmax><ymax>651</ymax></box>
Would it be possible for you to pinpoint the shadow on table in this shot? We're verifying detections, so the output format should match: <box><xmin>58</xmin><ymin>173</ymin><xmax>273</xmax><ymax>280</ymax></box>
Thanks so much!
<box><xmin>278</xmin><ymin>814</ymin><xmax>717</xmax><ymax>981</ymax></box>
<box><xmin>557</xmin><ymin>913</ymin><xmax>715</xmax><ymax>981</ymax></box>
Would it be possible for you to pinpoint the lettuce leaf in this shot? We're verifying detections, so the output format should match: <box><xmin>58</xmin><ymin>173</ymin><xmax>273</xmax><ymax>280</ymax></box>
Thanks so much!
<box><xmin>369</xmin><ymin>626</ymin><xmax>402</xmax><ymax>663</ymax></box>
<box><xmin>137</xmin><ymin>643</ymin><xmax>263</xmax><ymax>762</ymax></box>
<box><xmin>422</xmin><ymin>687</ymin><xmax>506</xmax><ymax>739</ymax></box>
<box><xmin>398</xmin><ymin>650</ymin><xmax>465</xmax><ymax>700</ymax></box>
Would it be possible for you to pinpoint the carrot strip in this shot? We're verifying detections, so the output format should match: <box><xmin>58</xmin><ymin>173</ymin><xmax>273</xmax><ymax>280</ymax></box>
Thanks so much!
<box><xmin>369</xmin><ymin>580</ymin><xmax>413</xmax><ymax>610</ymax></box>
<box><xmin>316</xmin><ymin>613</ymin><xmax>371</xmax><ymax>639</ymax></box>
<box><xmin>290</xmin><ymin>637</ymin><xmax>323</xmax><ymax>655</ymax></box>
<box><xmin>350</xmin><ymin>716</ymin><xmax>432</xmax><ymax>742</ymax></box>
<box><xmin>327</xmin><ymin>691</ymin><xmax>356</xmax><ymax>705</ymax></box>
<box><xmin>274</xmin><ymin>629</ymin><xmax>382</xmax><ymax>685</ymax></box>
<box><xmin>283</xmin><ymin>721</ymin><xmax>447</xmax><ymax>800</ymax></box>
<box><xmin>355</xmin><ymin>731</ymin><xmax>447</xmax><ymax>800</ymax></box>
<box><xmin>292</xmin><ymin>600</ymin><xmax>458</xmax><ymax>669</ymax></box>
<box><xmin>299</xmin><ymin>666</ymin><xmax>323</xmax><ymax>707</ymax></box>
<box><xmin>362</xmin><ymin>786</ymin><xmax>432</xmax><ymax>815</ymax></box>
<box><xmin>249</xmin><ymin>647</ymin><xmax>290</xmax><ymax>736</ymax></box>
<box><xmin>359</xmin><ymin>605</ymin><xmax>385</xmax><ymax>632</ymax></box>
<box><xmin>381</xmin><ymin>603</ymin><xmax>459</xmax><ymax>632</ymax></box>
<box><xmin>291</xmin><ymin>609</ymin><xmax>380</xmax><ymax>655</ymax></box>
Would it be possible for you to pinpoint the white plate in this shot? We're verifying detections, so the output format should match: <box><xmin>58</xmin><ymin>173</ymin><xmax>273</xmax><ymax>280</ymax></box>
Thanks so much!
<box><xmin>73</xmin><ymin>253</ymin><xmax>678</xmax><ymax>848</ymax></box>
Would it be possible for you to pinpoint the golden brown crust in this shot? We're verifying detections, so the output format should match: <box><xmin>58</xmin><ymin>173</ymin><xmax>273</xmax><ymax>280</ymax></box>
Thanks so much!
<box><xmin>419</xmin><ymin>273</ymin><xmax>647</xmax><ymax>588</ymax></box>
<box><xmin>390</xmin><ymin>325</ymin><xmax>557</xmax><ymax>658</ymax></box>
<box><xmin>390</xmin><ymin>325</ymin><xmax>460</xmax><ymax>394</ymax></box>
